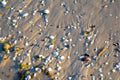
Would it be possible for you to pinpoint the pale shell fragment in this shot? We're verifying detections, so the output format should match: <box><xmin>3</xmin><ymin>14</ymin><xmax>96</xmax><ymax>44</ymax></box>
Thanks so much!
<box><xmin>1</xmin><ymin>0</ymin><xmax>7</xmax><ymax>7</ymax></box>
<box><xmin>44</xmin><ymin>9</ymin><xmax>50</xmax><ymax>14</ymax></box>
<box><xmin>46</xmin><ymin>67</ymin><xmax>52</xmax><ymax>72</ymax></box>
<box><xmin>52</xmin><ymin>51</ymin><xmax>59</xmax><ymax>56</ymax></box>
<box><xmin>57</xmin><ymin>55</ymin><xmax>65</xmax><ymax>60</ymax></box>
<box><xmin>49</xmin><ymin>35</ymin><xmax>55</xmax><ymax>39</ymax></box>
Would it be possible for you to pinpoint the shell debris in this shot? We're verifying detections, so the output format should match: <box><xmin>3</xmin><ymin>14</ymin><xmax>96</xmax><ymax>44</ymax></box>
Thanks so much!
<box><xmin>97</xmin><ymin>46</ymin><xmax>107</xmax><ymax>56</ymax></box>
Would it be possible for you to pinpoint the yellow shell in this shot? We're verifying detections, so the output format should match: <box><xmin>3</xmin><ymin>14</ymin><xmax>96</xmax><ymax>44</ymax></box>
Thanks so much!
<box><xmin>17</xmin><ymin>63</ymin><xmax>29</xmax><ymax>69</ymax></box>
<box><xmin>50</xmin><ymin>39</ymin><xmax>55</xmax><ymax>44</ymax></box>
<box><xmin>97</xmin><ymin>47</ymin><xmax>107</xmax><ymax>56</ymax></box>
<box><xmin>0</xmin><ymin>12</ymin><xmax>2</xmax><ymax>17</ymax></box>
<box><xmin>3</xmin><ymin>43</ymin><xmax>11</xmax><ymax>52</ymax></box>
<box><xmin>14</xmin><ymin>46</ymin><xmax>21</xmax><ymax>53</ymax></box>
<box><xmin>5</xmin><ymin>5</ymin><xmax>10</xmax><ymax>9</ymax></box>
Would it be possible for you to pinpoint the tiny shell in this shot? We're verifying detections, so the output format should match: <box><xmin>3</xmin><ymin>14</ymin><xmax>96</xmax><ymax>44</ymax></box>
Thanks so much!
<box><xmin>1</xmin><ymin>0</ymin><xmax>7</xmax><ymax>7</ymax></box>
<box><xmin>97</xmin><ymin>47</ymin><xmax>107</xmax><ymax>56</ymax></box>
<box><xmin>44</xmin><ymin>9</ymin><xmax>50</xmax><ymax>14</ymax></box>
<box><xmin>57</xmin><ymin>55</ymin><xmax>65</xmax><ymax>60</ymax></box>
<box><xmin>24</xmin><ymin>41</ymin><xmax>29</xmax><ymax>46</ymax></box>
<box><xmin>3</xmin><ymin>43</ymin><xmax>11</xmax><ymax>52</ymax></box>
<box><xmin>52</xmin><ymin>51</ymin><xmax>59</xmax><ymax>56</ymax></box>
<box><xmin>49</xmin><ymin>35</ymin><xmax>55</xmax><ymax>39</ymax></box>
<box><xmin>56</xmin><ymin>65</ymin><xmax>61</xmax><ymax>71</ymax></box>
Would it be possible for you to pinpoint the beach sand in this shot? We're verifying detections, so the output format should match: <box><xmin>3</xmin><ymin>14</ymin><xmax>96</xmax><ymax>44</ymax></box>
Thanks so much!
<box><xmin>0</xmin><ymin>0</ymin><xmax>120</xmax><ymax>80</ymax></box>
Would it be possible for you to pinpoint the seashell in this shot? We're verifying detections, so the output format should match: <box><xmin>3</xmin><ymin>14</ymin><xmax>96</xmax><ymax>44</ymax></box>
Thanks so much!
<box><xmin>3</xmin><ymin>43</ymin><xmax>11</xmax><ymax>52</ymax></box>
<box><xmin>56</xmin><ymin>65</ymin><xmax>62</xmax><ymax>71</ymax></box>
<box><xmin>97</xmin><ymin>46</ymin><xmax>107</xmax><ymax>56</ymax></box>
<box><xmin>43</xmin><ymin>9</ymin><xmax>50</xmax><ymax>14</ymax></box>
<box><xmin>50</xmin><ymin>39</ymin><xmax>55</xmax><ymax>44</ymax></box>
<box><xmin>78</xmin><ymin>54</ymin><xmax>91</xmax><ymax>62</ymax></box>
<box><xmin>19</xmin><ymin>13</ymin><xmax>29</xmax><ymax>17</ymax></box>
<box><xmin>57</xmin><ymin>55</ymin><xmax>65</xmax><ymax>60</ymax></box>
<box><xmin>14</xmin><ymin>46</ymin><xmax>21</xmax><ymax>53</ymax></box>
<box><xmin>17</xmin><ymin>62</ymin><xmax>29</xmax><ymax>69</ymax></box>
<box><xmin>52</xmin><ymin>51</ymin><xmax>59</xmax><ymax>56</ymax></box>
<box><xmin>24</xmin><ymin>41</ymin><xmax>29</xmax><ymax>46</ymax></box>
<box><xmin>25</xmin><ymin>74</ymin><xmax>31</xmax><ymax>80</ymax></box>
<box><xmin>1</xmin><ymin>0</ymin><xmax>7</xmax><ymax>7</ymax></box>
<box><xmin>49</xmin><ymin>35</ymin><xmax>55</xmax><ymax>39</ymax></box>
<box><xmin>0</xmin><ymin>12</ymin><xmax>2</xmax><ymax>17</ymax></box>
<box><xmin>44</xmin><ymin>67</ymin><xmax>53</xmax><ymax>77</ymax></box>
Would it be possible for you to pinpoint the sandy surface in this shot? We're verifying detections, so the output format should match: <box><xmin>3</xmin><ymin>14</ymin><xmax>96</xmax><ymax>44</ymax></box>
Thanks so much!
<box><xmin>0</xmin><ymin>0</ymin><xmax>120</xmax><ymax>80</ymax></box>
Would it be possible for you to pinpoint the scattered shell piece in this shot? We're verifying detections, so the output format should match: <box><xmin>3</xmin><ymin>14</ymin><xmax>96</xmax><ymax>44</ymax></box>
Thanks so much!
<box><xmin>19</xmin><ymin>13</ymin><xmax>29</xmax><ymax>17</ymax></box>
<box><xmin>78</xmin><ymin>54</ymin><xmax>91</xmax><ymax>62</ymax></box>
<box><xmin>50</xmin><ymin>39</ymin><xmax>55</xmax><ymax>44</ymax></box>
<box><xmin>56</xmin><ymin>65</ymin><xmax>62</xmax><ymax>71</ymax></box>
<box><xmin>44</xmin><ymin>67</ymin><xmax>53</xmax><ymax>77</ymax></box>
<box><xmin>24</xmin><ymin>41</ymin><xmax>29</xmax><ymax>46</ymax></box>
<box><xmin>98</xmin><ymin>67</ymin><xmax>103</xmax><ymax>72</ymax></box>
<box><xmin>17</xmin><ymin>62</ymin><xmax>29</xmax><ymax>69</ymax></box>
<box><xmin>111</xmin><ymin>69</ymin><xmax>116</xmax><ymax>73</ymax></box>
<box><xmin>91</xmin><ymin>74</ymin><xmax>95</xmax><ymax>80</ymax></box>
<box><xmin>25</xmin><ymin>74</ymin><xmax>31</xmax><ymax>80</ymax></box>
<box><xmin>0</xmin><ymin>12</ymin><xmax>2</xmax><ymax>17</ymax></box>
<box><xmin>43</xmin><ymin>9</ymin><xmax>50</xmax><ymax>15</ymax></box>
<box><xmin>97</xmin><ymin>46</ymin><xmax>107</xmax><ymax>56</ymax></box>
<box><xmin>1</xmin><ymin>0</ymin><xmax>7</xmax><ymax>7</ymax></box>
<box><xmin>48</xmin><ymin>44</ymin><xmax>54</xmax><ymax>49</ymax></box>
<box><xmin>49</xmin><ymin>35</ymin><xmax>55</xmax><ymax>39</ymax></box>
<box><xmin>3</xmin><ymin>42</ymin><xmax>11</xmax><ymax>52</ymax></box>
<box><xmin>57</xmin><ymin>55</ymin><xmax>65</xmax><ymax>60</ymax></box>
<box><xmin>52</xmin><ymin>51</ymin><xmax>59</xmax><ymax>56</ymax></box>
<box><xmin>17</xmin><ymin>9</ymin><xmax>23</xmax><ymax>13</ymax></box>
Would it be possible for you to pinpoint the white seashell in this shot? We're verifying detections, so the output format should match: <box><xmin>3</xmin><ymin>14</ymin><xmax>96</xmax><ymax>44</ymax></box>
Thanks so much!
<box><xmin>35</xmin><ymin>67</ymin><xmax>41</xmax><ymax>71</ymax></box>
<box><xmin>56</xmin><ymin>65</ymin><xmax>61</xmax><ymax>71</ymax></box>
<box><xmin>99</xmin><ymin>74</ymin><xmax>103</xmax><ymax>77</ymax></box>
<box><xmin>8</xmin><ymin>17</ymin><xmax>11</xmax><ymax>20</ymax></box>
<box><xmin>20</xmin><ymin>13</ymin><xmax>29</xmax><ymax>17</ymax></box>
<box><xmin>112</xmin><ymin>69</ymin><xmax>116</xmax><ymax>73</ymax></box>
<box><xmin>27</xmin><ymin>62</ymin><xmax>31</xmax><ymax>65</ymax></box>
<box><xmin>26</xmin><ymin>75</ymin><xmax>31</xmax><ymax>79</ymax></box>
<box><xmin>49</xmin><ymin>35</ymin><xmax>55</xmax><ymax>39</ymax></box>
<box><xmin>52</xmin><ymin>51</ymin><xmax>59</xmax><ymax>56</ymax></box>
<box><xmin>12</xmin><ymin>57</ymin><xmax>16</xmax><ymax>61</ymax></box>
<box><xmin>12</xmin><ymin>19</ymin><xmax>17</xmax><ymax>23</ymax></box>
<box><xmin>69</xmin><ymin>38</ymin><xmax>72</xmax><ymax>42</ymax></box>
<box><xmin>49</xmin><ymin>44</ymin><xmax>54</xmax><ymax>49</ymax></box>
<box><xmin>26</xmin><ymin>53</ymin><xmax>30</xmax><ymax>56</ymax></box>
<box><xmin>44</xmin><ymin>9</ymin><xmax>50</xmax><ymax>14</ymax></box>
<box><xmin>1</xmin><ymin>0</ymin><xmax>7</xmax><ymax>6</ymax></box>
<box><xmin>98</xmin><ymin>68</ymin><xmax>102</xmax><ymax>72</ymax></box>
<box><xmin>24</xmin><ymin>41</ymin><xmax>29</xmax><ymax>46</ymax></box>
<box><xmin>68</xmin><ymin>76</ymin><xmax>72</xmax><ymax>80</ymax></box>
<box><xmin>18</xmin><ymin>9</ymin><xmax>23</xmax><ymax>13</ymax></box>
<box><xmin>46</xmin><ymin>67</ymin><xmax>52</xmax><ymax>71</ymax></box>
<box><xmin>91</xmin><ymin>75</ymin><xmax>95</xmax><ymax>80</ymax></box>
<box><xmin>33</xmin><ymin>73</ymin><xmax>37</xmax><ymax>77</ymax></box>
<box><xmin>57</xmin><ymin>55</ymin><xmax>65</xmax><ymax>60</ymax></box>
<box><xmin>19</xmin><ymin>60</ymin><xmax>23</xmax><ymax>63</ymax></box>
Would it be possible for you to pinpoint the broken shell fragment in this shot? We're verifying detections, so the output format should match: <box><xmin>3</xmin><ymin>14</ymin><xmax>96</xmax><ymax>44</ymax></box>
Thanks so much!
<box><xmin>57</xmin><ymin>55</ymin><xmax>65</xmax><ymax>60</ymax></box>
<box><xmin>1</xmin><ymin>0</ymin><xmax>7</xmax><ymax>7</ymax></box>
<box><xmin>43</xmin><ymin>9</ymin><xmax>50</xmax><ymax>14</ymax></box>
<box><xmin>78</xmin><ymin>54</ymin><xmax>91</xmax><ymax>62</ymax></box>
<box><xmin>3</xmin><ymin>43</ymin><xmax>11</xmax><ymax>52</ymax></box>
<box><xmin>97</xmin><ymin>46</ymin><xmax>107</xmax><ymax>56</ymax></box>
<box><xmin>19</xmin><ymin>13</ymin><xmax>29</xmax><ymax>17</ymax></box>
<box><xmin>17</xmin><ymin>62</ymin><xmax>29</xmax><ymax>69</ymax></box>
<box><xmin>49</xmin><ymin>35</ymin><xmax>55</xmax><ymax>39</ymax></box>
<box><xmin>44</xmin><ymin>67</ymin><xmax>53</xmax><ymax>77</ymax></box>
